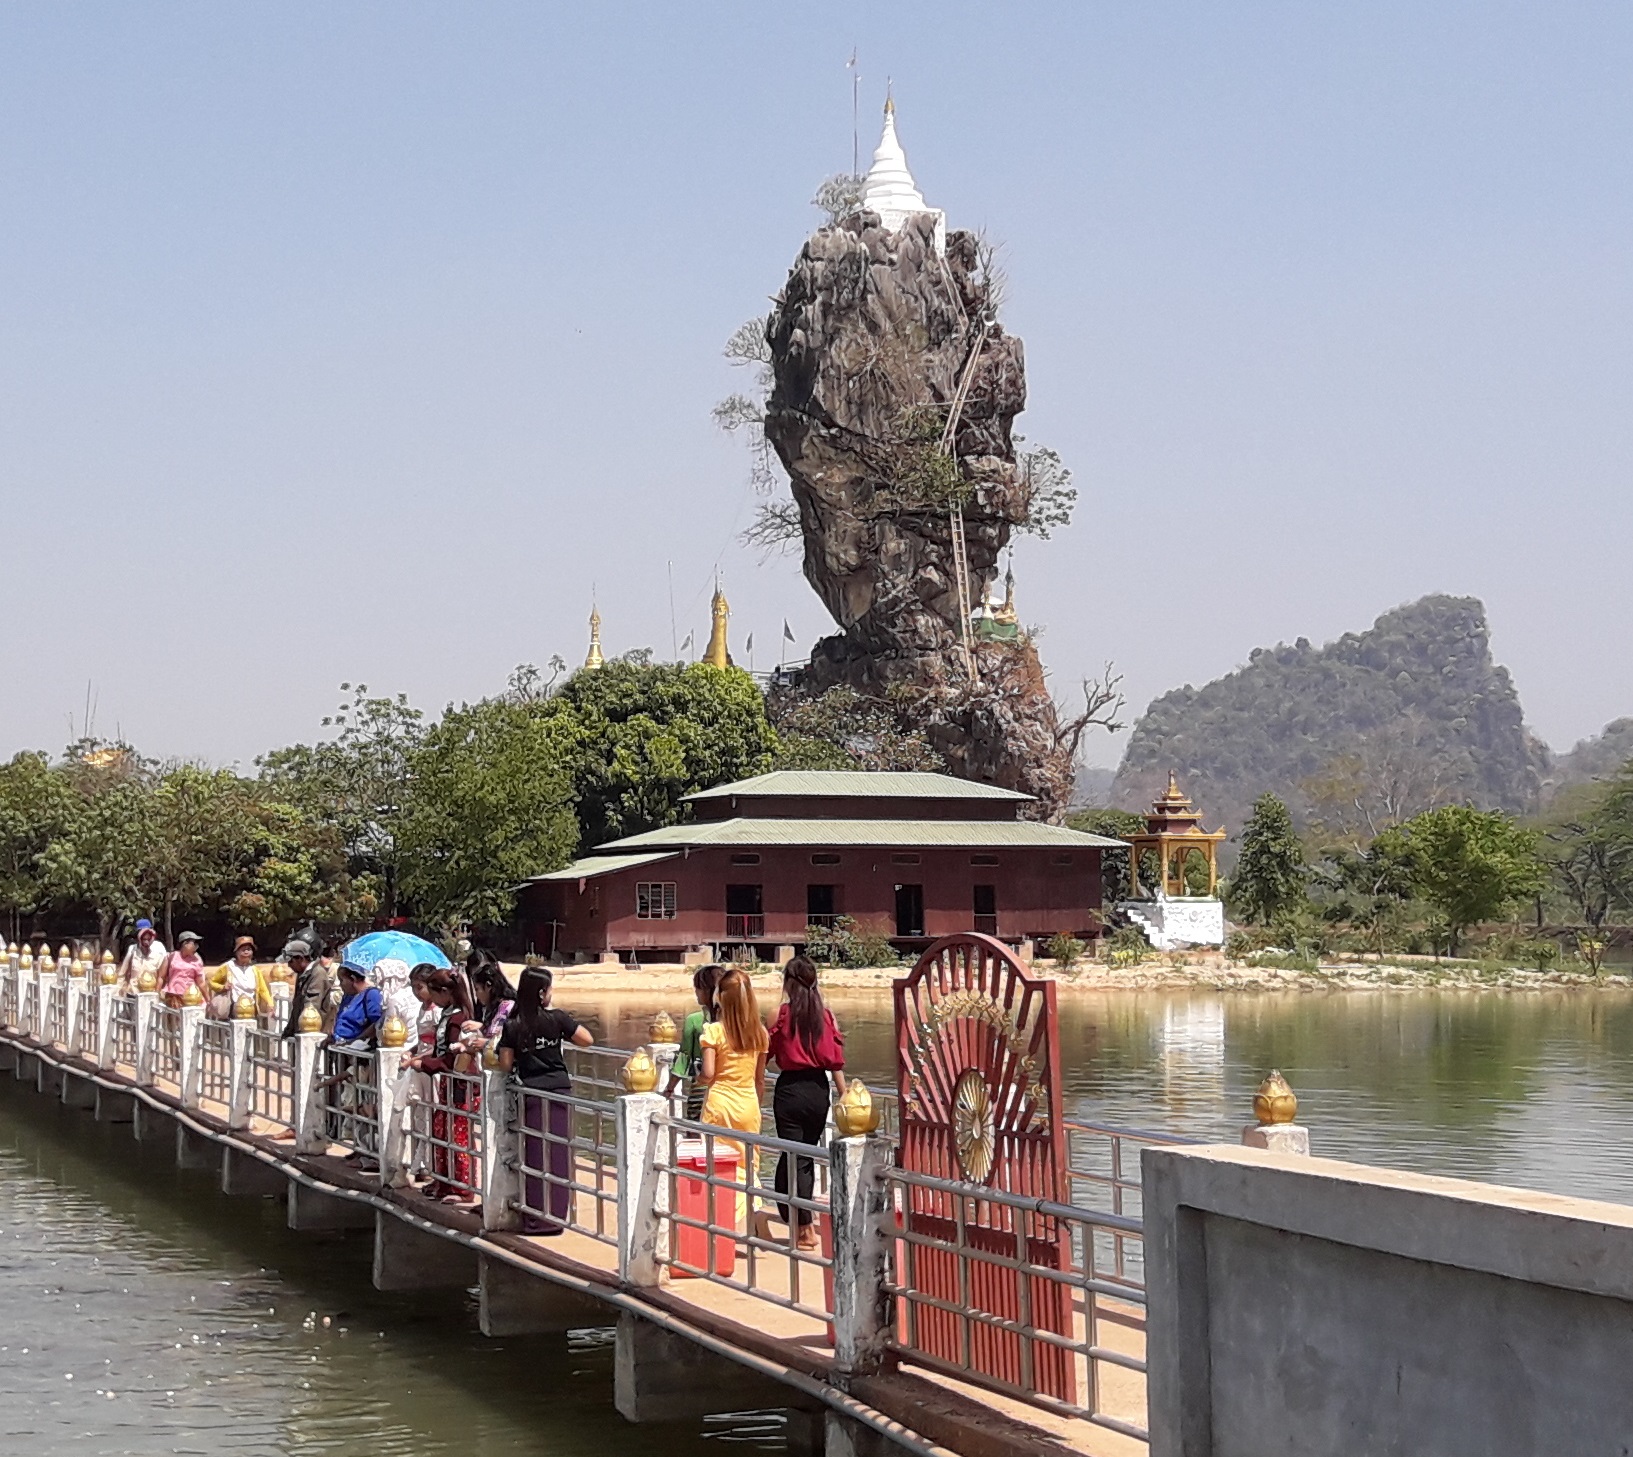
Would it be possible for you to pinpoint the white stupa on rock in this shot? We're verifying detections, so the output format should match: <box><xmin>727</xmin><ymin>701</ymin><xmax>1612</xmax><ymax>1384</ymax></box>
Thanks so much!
<box><xmin>859</xmin><ymin>98</ymin><xmax>946</xmax><ymax>254</ymax></box>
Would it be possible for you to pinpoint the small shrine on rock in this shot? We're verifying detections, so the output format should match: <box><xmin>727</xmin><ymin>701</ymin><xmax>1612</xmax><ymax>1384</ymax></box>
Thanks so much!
<box><xmin>1117</xmin><ymin>773</ymin><xmax>1227</xmax><ymax>950</ymax></box>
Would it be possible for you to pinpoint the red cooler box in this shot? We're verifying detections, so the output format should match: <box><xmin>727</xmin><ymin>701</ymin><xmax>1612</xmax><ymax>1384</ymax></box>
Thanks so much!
<box><xmin>673</xmin><ymin>1137</ymin><xmax>738</xmax><ymax>1278</ymax></box>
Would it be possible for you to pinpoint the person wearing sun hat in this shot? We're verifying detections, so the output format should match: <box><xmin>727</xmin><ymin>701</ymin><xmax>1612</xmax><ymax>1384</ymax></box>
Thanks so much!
<box><xmin>117</xmin><ymin>919</ymin><xmax>168</xmax><ymax>994</ymax></box>
<box><xmin>207</xmin><ymin>936</ymin><xmax>273</xmax><ymax>1020</ymax></box>
<box><xmin>161</xmin><ymin>931</ymin><xmax>210</xmax><ymax>1008</ymax></box>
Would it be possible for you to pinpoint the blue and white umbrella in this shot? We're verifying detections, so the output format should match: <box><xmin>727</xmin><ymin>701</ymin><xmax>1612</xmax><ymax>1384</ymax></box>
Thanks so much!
<box><xmin>338</xmin><ymin>931</ymin><xmax>452</xmax><ymax>973</ymax></box>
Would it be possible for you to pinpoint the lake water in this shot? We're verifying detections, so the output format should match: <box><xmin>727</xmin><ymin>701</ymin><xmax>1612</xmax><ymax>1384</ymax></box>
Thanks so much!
<box><xmin>5</xmin><ymin>985</ymin><xmax>1633</xmax><ymax>1455</ymax></box>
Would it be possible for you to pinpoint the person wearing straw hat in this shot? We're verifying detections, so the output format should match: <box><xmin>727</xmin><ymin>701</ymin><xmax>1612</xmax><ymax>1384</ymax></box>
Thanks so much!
<box><xmin>207</xmin><ymin>937</ymin><xmax>273</xmax><ymax>1021</ymax></box>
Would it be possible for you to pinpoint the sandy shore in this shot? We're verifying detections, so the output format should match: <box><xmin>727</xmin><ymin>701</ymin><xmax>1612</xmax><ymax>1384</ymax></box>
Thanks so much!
<box><xmin>531</xmin><ymin>958</ymin><xmax>1633</xmax><ymax>996</ymax></box>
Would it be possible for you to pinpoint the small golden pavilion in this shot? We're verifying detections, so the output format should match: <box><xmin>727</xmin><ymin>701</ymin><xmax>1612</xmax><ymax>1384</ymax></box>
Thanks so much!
<box><xmin>1128</xmin><ymin>772</ymin><xmax>1227</xmax><ymax>898</ymax></box>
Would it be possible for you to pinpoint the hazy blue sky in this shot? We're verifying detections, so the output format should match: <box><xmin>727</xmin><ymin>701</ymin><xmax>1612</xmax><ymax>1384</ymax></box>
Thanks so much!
<box><xmin>3</xmin><ymin>3</ymin><xmax>1629</xmax><ymax>772</ymax></box>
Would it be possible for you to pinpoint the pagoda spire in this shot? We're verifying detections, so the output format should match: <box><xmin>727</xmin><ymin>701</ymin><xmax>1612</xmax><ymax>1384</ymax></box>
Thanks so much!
<box><xmin>859</xmin><ymin>97</ymin><xmax>942</xmax><ymax>246</ymax></box>
<box><xmin>584</xmin><ymin>602</ymin><xmax>605</xmax><ymax>670</ymax></box>
<box><xmin>703</xmin><ymin>580</ymin><xmax>732</xmax><ymax>668</ymax></box>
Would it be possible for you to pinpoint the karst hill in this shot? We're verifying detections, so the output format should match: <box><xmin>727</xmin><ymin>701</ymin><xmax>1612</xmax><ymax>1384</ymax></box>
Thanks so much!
<box><xmin>1110</xmin><ymin>595</ymin><xmax>1556</xmax><ymax>839</ymax></box>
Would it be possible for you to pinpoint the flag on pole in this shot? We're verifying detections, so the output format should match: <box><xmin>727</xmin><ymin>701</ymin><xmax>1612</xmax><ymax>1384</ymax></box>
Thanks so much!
<box><xmin>680</xmin><ymin>631</ymin><xmax>693</xmax><ymax>657</ymax></box>
<box><xmin>745</xmin><ymin>633</ymin><xmax>755</xmax><ymax>653</ymax></box>
<box><xmin>783</xmin><ymin>620</ymin><xmax>796</xmax><ymax>643</ymax></box>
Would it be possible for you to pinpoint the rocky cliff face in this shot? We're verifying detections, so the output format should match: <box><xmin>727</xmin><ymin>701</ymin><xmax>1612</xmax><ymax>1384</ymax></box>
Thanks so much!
<box><xmin>764</xmin><ymin>212</ymin><xmax>1075</xmax><ymax>816</ymax></box>
<box><xmin>1110</xmin><ymin>595</ymin><xmax>1550</xmax><ymax>840</ymax></box>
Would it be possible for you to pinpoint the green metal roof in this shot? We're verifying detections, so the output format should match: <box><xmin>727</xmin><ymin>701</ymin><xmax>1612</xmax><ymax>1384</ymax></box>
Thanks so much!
<box><xmin>524</xmin><ymin>851</ymin><xmax>680</xmax><ymax>884</ymax></box>
<box><xmin>683</xmin><ymin>771</ymin><xmax>1032</xmax><ymax>803</ymax></box>
<box><xmin>595</xmin><ymin>819</ymin><xmax>1127</xmax><ymax>851</ymax></box>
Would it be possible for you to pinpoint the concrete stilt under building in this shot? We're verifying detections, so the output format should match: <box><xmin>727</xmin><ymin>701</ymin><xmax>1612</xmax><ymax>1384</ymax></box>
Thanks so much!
<box><xmin>372</xmin><ymin>1211</ymin><xmax>477</xmax><ymax>1291</ymax></box>
<box><xmin>61</xmin><ymin>1072</ymin><xmax>98</xmax><ymax>1110</ymax></box>
<box><xmin>94</xmin><ymin>1084</ymin><xmax>134</xmax><ymax>1123</ymax></box>
<box><xmin>221</xmin><ymin>1146</ymin><xmax>289</xmax><ymax>1198</ymax></box>
<box><xmin>477</xmin><ymin>1253</ymin><xmax>610</xmax><ymax>1336</ymax></box>
<box><xmin>288</xmin><ymin>1181</ymin><xmax>375</xmax><ymax>1232</ymax></box>
<box><xmin>613</xmin><ymin>1311</ymin><xmax>814</xmax><ymax>1424</ymax></box>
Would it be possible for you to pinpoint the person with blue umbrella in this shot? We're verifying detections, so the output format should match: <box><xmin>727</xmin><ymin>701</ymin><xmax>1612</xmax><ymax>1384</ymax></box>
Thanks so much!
<box><xmin>338</xmin><ymin>931</ymin><xmax>452</xmax><ymax>976</ymax></box>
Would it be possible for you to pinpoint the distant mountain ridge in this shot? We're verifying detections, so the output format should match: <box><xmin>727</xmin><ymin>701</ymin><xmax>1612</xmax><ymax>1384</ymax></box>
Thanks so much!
<box><xmin>1109</xmin><ymin>595</ymin><xmax>1555</xmax><ymax>838</ymax></box>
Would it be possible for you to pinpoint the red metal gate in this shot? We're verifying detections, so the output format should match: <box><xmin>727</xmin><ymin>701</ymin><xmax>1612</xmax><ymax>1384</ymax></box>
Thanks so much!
<box><xmin>894</xmin><ymin>933</ymin><xmax>1076</xmax><ymax>1402</ymax></box>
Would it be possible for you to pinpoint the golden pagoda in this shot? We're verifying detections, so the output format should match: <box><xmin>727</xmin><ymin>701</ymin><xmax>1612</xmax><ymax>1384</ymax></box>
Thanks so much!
<box><xmin>1128</xmin><ymin>772</ymin><xmax>1226</xmax><ymax>898</ymax></box>
<box><xmin>702</xmin><ymin>583</ymin><xmax>732</xmax><ymax>668</ymax></box>
<box><xmin>584</xmin><ymin>604</ymin><xmax>605</xmax><ymax>670</ymax></box>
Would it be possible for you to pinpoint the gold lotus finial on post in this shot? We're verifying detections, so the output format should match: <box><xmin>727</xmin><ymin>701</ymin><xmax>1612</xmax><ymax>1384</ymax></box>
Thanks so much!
<box><xmin>649</xmin><ymin>1009</ymin><xmax>679</xmax><ymax>1044</ymax></box>
<box><xmin>297</xmin><ymin>1003</ymin><xmax>323</xmax><ymax>1033</ymax></box>
<box><xmin>379</xmin><ymin>1014</ymin><xmax>408</xmax><ymax>1048</ymax></box>
<box><xmin>40</xmin><ymin>949</ymin><xmax>54</xmax><ymax>973</ymax></box>
<box><xmin>182</xmin><ymin>982</ymin><xmax>204</xmax><ymax>1007</ymax></box>
<box><xmin>136</xmin><ymin>968</ymin><xmax>159</xmax><ymax>994</ymax></box>
<box><xmin>100</xmin><ymin>949</ymin><xmax>114</xmax><ymax>966</ymax></box>
<box><xmin>834</xmin><ymin>1081</ymin><xmax>881</xmax><ymax>1138</ymax></box>
<box><xmin>1253</xmin><ymin>1070</ymin><xmax>1298</xmax><ymax>1126</ymax></box>
<box><xmin>100</xmin><ymin>962</ymin><xmax>119</xmax><ymax>986</ymax></box>
<box><xmin>57</xmin><ymin>944</ymin><xmax>71</xmax><ymax>962</ymax></box>
<box><xmin>620</xmin><ymin>1046</ymin><xmax>660</xmax><ymax>1094</ymax></box>
<box><xmin>232</xmin><ymin>994</ymin><xmax>258</xmax><ymax>1021</ymax></box>
<box><xmin>19</xmin><ymin>947</ymin><xmax>33</xmax><ymax>969</ymax></box>
<box><xmin>69</xmin><ymin>957</ymin><xmax>85</xmax><ymax>979</ymax></box>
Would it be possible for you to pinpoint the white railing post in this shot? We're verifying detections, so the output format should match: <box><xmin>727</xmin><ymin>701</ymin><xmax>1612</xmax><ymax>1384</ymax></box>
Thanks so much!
<box><xmin>178</xmin><ymin>1003</ymin><xmax>205</xmax><ymax>1106</ymax></box>
<box><xmin>133</xmin><ymin>991</ymin><xmax>158</xmax><ymax>1085</ymax></box>
<box><xmin>270</xmin><ymin>980</ymin><xmax>290</xmax><ymax>1033</ymax></box>
<box><xmin>98</xmin><ymin>990</ymin><xmax>120</xmax><ymax>1066</ymax></box>
<box><xmin>830</xmin><ymin>1133</ymin><xmax>896</xmax><ymax>1380</ymax></box>
<box><xmin>227</xmin><ymin>1018</ymin><xmax>254</xmax><ymax>1130</ymax></box>
<box><xmin>19</xmin><ymin>956</ymin><xmax>37</xmax><ymax>1037</ymax></box>
<box><xmin>65</xmin><ymin>972</ymin><xmax>86</xmax><ymax>1056</ymax></box>
<box><xmin>480</xmin><ymin>1066</ymin><xmax>519</xmax><ymax>1232</ymax></box>
<box><xmin>617</xmin><ymin>1091</ymin><xmax>670</xmax><ymax>1287</ymax></box>
<box><xmin>374</xmin><ymin>1045</ymin><xmax>408</xmax><ymax>1186</ymax></box>
<box><xmin>292</xmin><ymin>1030</ymin><xmax>327</xmax><ymax>1152</ymax></box>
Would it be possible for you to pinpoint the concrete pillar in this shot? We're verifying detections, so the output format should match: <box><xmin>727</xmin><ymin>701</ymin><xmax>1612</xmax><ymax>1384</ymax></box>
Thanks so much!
<box><xmin>617</xmin><ymin>1092</ymin><xmax>670</xmax><ymax>1286</ymax></box>
<box><xmin>64</xmin><ymin>980</ymin><xmax>86</xmax><ymax>1056</ymax></box>
<box><xmin>176</xmin><ymin>1122</ymin><xmax>217</xmax><ymax>1170</ymax></box>
<box><xmin>288</xmin><ymin>1180</ymin><xmax>375</xmax><ymax>1231</ymax></box>
<box><xmin>613</xmin><ymin>1312</ymin><xmax>802</xmax><ymax>1423</ymax></box>
<box><xmin>226</xmin><ymin>1019</ymin><xmax>253</xmax><ymax>1130</ymax></box>
<box><xmin>15</xmin><ymin>1050</ymin><xmax>38</xmax><ymax>1085</ymax></box>
<box><xmin>177</xmin><ymin>1004</ymin><xmax>204</xmax><ymax>1106</ymax></box>
<box><xmin>94</xmin><ymin>1084</ymin><xmax>134</xmax><ymax>1123</ymax></box>
<box><xmin>371</xmin><ymin>1211</ymin><xmax>477</xmax><ymax>1291</ymax></box>
<box><xmin>477</xmin><ymin>1253</ymin><xmax>609</xmax><ymax>1335</ymax></box>
<box><xmin>375</xmin><ymin>1046</ymin><xmax>410</xmax><ymax>1188</ymax></box>
<box><xmin>35</xmin><ymin>1054</ymin><xmax>63</xmax><ymax>1098</ymax></box>
<box><xmin>97</xmin><ymin>990</ymin><xmax>120</xmax><ymax>1067</ymax></box>
<box><xmin>291</xmin><ymin>1031</ymin><xmax>326</xmax><ymax>1153</ymax></box>
<box><xmin>221</xmin><ymin>1145</ymin><xmax>289</xmax><ymax>1198</ymax></box>
<box><xmin>480</xmin><ymin>1068</ymin><xmax>519</xmax><ymax>1232</ymax></box>
<box><xmin>61</xmin><ymin>1071</ymin><xmax>98</xmax><ymax>1111</ymax></box>
<box><xmin>822</xmin><ymin>1410</ymin><xmax>895</xmax><ymax>1457</ymax></box>
<box><xmin>132</xmin><ymin>1099</ymin><xmax>169</xmax><ymax>1144</ymax></box>
<box><xmin>830</xmin><ymin>1134</ymin><xmax>895</xmax><ymax>1379</ymax></box>
<box><xmin>0</xmin><ymin>1042</ymin><xmax>16</xmax><ymax>1074</ymax></box>
<box><xmin>1241</xmin><ymin>1121</ymin><xmax>1310</xmax><ymax>1155</ymax></box>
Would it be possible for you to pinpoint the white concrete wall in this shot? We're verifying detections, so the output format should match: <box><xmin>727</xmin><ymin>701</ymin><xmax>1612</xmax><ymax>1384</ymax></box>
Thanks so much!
<box><xmin>1142</xmin><ymin>1143</ymin><xmax>1633</xmax><ymax>1457</ymax></box>
<box><xmin>1119</xmin><ymin>897</ymin><xmax>1225</xmax><ymax>950</ymax></box>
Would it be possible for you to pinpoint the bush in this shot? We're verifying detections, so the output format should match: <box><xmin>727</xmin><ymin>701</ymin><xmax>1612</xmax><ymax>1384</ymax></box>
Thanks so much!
<box><xmin>803</xmin><ymin>916</ymin><xmax>901</xmax><ymax>969</ymax></box>
<box><xmin>1105</xmin><ymin>924</ymin><xmax>1149</xmax><ymax>966</ymax></box>
<box><xmin>1046</xmin><ymin>933</ymin><xmax>1085</xmax><ymax>969</ymax></box>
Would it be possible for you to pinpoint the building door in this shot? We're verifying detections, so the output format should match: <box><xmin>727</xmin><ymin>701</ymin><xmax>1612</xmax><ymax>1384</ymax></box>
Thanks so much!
<box><xmin>806</xmin><ymin>884</ymin><xmax>838</xmax><ymax>928</ymax></box>
<box><xmin>972</xmin><ymin>884</ymin><xmax>997</xmax><ymax>937</ymax></box>
<box><xmin>894</xmin><ymin>883</ymin><xmax>925</xmax><ymax>937</ymax></box>
<box><xmin>725</xmin><ymin>883</ymin><xmax>763</xmax><ymax>940</ymax></box>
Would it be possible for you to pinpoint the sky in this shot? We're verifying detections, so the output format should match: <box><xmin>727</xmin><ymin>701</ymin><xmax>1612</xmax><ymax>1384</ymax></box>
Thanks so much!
<box><xmin>2</xmin><ymin>2</ymin><xmax>1630</xmax><ymax>772</ymax></box>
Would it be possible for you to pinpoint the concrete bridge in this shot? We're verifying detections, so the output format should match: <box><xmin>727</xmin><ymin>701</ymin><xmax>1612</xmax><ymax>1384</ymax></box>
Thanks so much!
<box><xmin>5</xmin><ymin>947</ymin><xmax>1633</xmax><ymax>1457</ymax></box>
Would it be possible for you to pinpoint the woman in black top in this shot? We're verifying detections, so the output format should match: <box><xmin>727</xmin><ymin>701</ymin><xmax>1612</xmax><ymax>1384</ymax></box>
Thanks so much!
<box><xmin>498</xmin><ymin>966</ymin><xmax>593</xmax><ymax>1235</ymax></box>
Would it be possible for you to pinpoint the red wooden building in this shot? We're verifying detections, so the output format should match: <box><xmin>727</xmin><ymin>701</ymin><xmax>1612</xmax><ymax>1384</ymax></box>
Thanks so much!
<box><xmin>516</xmin><ymin>770</ymin><xmax>1125</xmax><ymax>963</ymax></box>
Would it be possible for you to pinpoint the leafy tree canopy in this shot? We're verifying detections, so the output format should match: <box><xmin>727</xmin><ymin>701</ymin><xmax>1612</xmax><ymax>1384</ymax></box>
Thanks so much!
<box><xmin>1396</xmin><ymin>803</ymin><xmax>1543</xmax><ymax>954</ymax></box>
<box><xmin>1230</xmin><ymin>793</ymin><xmax>1308</xmax><ymax>925</ymax></box>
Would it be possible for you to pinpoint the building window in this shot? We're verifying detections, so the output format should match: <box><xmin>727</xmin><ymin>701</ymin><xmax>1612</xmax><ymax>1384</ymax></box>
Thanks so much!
<box><xmin>730</xmin><ymin>853</ymin><xmax>761</xmax><ymax>866</ymax></box>
<box><xmin>636</xmin><ymin>882</ymin><xmax>677</xmax><ymax>919</ymax></box>
<box><xmin>970</xmin><ymin>854</ymin><xmax>1000</xmax><ymax>867</ymax></box>
<box><xmin>806</xmin><ymin>884</ymin><xmax>839</xmax><ymax>928</ymax></box>
<box><xmin>811</xmin><ymin>853</ymin><xmax>841</xmax><ymax>866</ymax></box>
<box><xmin>725</xmin><ymin>883</ymin><xmax>764</xmax><ymax>940</ymax></box>
<box><xmin>891</xmin><ymin>853</ymin><xmax>921</xmax><ymax>866</ymax></box>
<box><xmin>1052</xmin><ymin>854</ymin><xmax>1073</xmax><ymax>867</ymax></box>
<box><xmin>973</xmin><ymin>884</ymin><xmax>997</xmax><ymax>936</ymax></box>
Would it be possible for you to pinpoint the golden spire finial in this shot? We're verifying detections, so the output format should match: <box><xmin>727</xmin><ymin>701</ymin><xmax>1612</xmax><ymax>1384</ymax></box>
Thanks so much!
<box><xmin>1166</xmin><ymin>769</ymin><xmax>1182</xmax><ymax>799</ymax></box>
<box><xmin>992</xmin><ymin>564</ymin><xmax>1017</xmax><ymax>626</ymax></box>
<box><xmin>584</xmin><ymin>600</ymin><xmax>605</xmax><ymax>670</ymax></box>
<box><xmin>884</xmin><ymin>94</ymin><xmax>895</xmax><ymax>116</ymax></box>
<box><xmin>703</xmin><ymin>578</ymin><xmax>731</xmax><ymax>669</ymax></box>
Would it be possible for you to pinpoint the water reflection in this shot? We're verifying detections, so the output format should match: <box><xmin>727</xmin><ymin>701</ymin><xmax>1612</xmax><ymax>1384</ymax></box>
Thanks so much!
<box><xmin>0</xmin><ymin>1080</ymin><xmax>770</xmax><ymax>1457</ymax></box>
<box><xmin>588</xmin><ymin>986</ymin><xmax>1633</xmax><ymax>1207</ymax></box>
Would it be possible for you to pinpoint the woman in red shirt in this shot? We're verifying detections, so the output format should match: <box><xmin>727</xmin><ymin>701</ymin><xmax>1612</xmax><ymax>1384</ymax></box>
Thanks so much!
<box><xmin>766</xmin><ymin>955</ymin><xmax>847</xmax><ymax>1250</ymax></box>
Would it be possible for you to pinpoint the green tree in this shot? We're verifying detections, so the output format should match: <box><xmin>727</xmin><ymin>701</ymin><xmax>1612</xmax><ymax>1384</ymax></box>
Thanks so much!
<box><xmin>768</xmin><ymin>685</ymin><xmax>945</xmax><ymax>774</ymax></box>
<box><xmin>1064</xmin><ymin>807</ymin><xmax>1145</xmax><ymax>901</ymax></box>
<box><xmin>398</xmin><ymin>697</ymin><xmax>580</xmax><ymax>930</ymax></box>
<box><xmin>257</xmin><ymin>683</ymin><xmax>424</xmax><ymax>914</ymax></box>
<box><xmin>1315</xmin><ymin>831</ymin><xmax>1418</xmax><ymax>957</ymax></box>
<box><xmin>1537</xmin><ymin>777</ymin><xmax>1633</xmax><ymax>931</ymax></box>
<box><xmin>1398</xmin><ymin>804</ymin><xmax>1543</xmax><ymax>956</ymax></box>
<box><xmin>0</xmin><ymin>752</ymin><xmax>80</xmax><ymax>942</ymax></box>
<box><xmin>1230</xmin><ymin>793</ymin><xmax>1307</xmax><ymax>925</ymax></box>
<box><xmin>549</xmin><ymin>661</ymin><xmax>778</xmax><ymax>846</ymax></box>
<box><xmin>42</xmin><ymin>777</ymin><xmax>162</xmax><ymax>947</ymax></box>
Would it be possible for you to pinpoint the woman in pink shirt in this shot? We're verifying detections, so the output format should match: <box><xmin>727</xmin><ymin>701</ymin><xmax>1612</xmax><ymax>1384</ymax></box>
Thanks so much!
<box><xmin>766</xmin><ymin>955</ymin><xmax>847</xmax><ymax>1249</ymax></box>
<box><xmin>161</xmin><ymin>932</ymin><xmax>210</xmax><ymax>1008</ymax></box>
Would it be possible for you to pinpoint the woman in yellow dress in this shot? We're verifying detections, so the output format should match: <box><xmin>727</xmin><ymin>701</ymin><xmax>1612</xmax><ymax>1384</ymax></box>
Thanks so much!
<box><xmin>699</xmin><ymin>968</ymin><xmax>767</xmax><ymax>1228</ymax></box>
